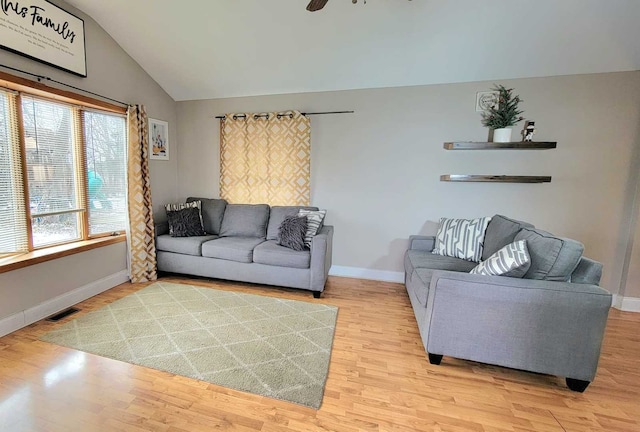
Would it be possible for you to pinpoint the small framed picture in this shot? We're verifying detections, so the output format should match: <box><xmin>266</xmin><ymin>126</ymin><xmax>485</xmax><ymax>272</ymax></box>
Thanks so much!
<box><xmin>149</xmin><ymin>118</ymin><xmax>169</xmax><ymax>160</ymax></box>
<box><xmin>475</xmin><ymin>91</ymin><xmax>499</xmax><ymax>112</ymax></box>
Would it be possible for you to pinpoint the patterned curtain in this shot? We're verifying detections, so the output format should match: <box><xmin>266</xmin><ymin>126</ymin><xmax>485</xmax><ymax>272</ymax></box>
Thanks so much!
<box><xmin>127</xmin><ymin>105</ymin><xmax>157</xmax><ymax>283</ymax></box>
<box><xmin>220</xmin><ymin>111</ymin><xmax>310</xmax><ymax>205</ymax></box>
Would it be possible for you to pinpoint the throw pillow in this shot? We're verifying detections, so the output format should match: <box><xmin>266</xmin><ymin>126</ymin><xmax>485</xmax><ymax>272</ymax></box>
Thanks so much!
<box><xmin>470</xmin><ymin>239</ymin><xmax>531</xmax><ymax>277</ymax></box>
<box><xmin>298</xmin><ymin>209</ymin><xmax>327</xmax><ymax>248</ymax></box>
<box><xmin>166</xmin><ymin>207</ymin><xmax>206</xmax><ymax>237</ymax></box>
<box><xmin>432</xmin><ymin>217</ymin><xmax>491</xmax><ymax>262</ymax></box>
<box><xmin>277</xmin><ymin>215</ymin><xmax>308</xmax><ymax>251</ymax></box>
<box><xmin>165</xmin><ymin>200</ymin><xmax>204</xmax><ymax>235</ymax></box>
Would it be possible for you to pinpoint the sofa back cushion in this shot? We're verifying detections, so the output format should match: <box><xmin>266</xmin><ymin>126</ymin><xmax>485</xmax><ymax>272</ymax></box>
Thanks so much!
<box><xmin>267</xmin><ymin>206</ymin><xmax>318</xmax><ymax>240</ymax></box>
<box><xmin>571</xmin><ymin>256</ymin><xmax>603</xmax><ymax>286</ymax></box>
<box><xmin>482</xmin><ymin>215</ymin><xmax>534</xmax><ymax>260</ymax></box>
<box><xmin>219</xmin><ymin>204</ymin><xmax>270</xmax><ymax>238</ymax></box>
<box><xmin>514</xmin><ymin>227</ymin><xmax>584</xmax><ymax>281</ymax></box>
<box><xmin>187</xmin><ymin>197</ymin><xmax>227</xmax><ymax>235</ymax></box>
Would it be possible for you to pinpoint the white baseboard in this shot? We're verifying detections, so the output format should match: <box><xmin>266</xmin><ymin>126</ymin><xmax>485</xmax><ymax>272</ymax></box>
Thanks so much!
<box><xmin>329</xmin><ymin>265</ymin><xmax>404</xmax><ymax>283</ymax></box>
<box><xmin>0</xmin><ymin>314</ymin><xmax>26</xmax><ymax>339</ymax></box>
<box><xmin>615</xmin><ymin>296</ymin><xmax>640</xmax><ymax>312</ymax></box>
<box><xmin>0</xmin><ymin>270</ymin><xmax>129</xmax><ymax>338</ymax></box>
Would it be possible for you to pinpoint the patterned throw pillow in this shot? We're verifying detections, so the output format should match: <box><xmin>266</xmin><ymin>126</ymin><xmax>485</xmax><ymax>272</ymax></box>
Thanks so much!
<box><xmin>470</xmin><ymin>239</ymin><xmax>531</xmax><ymax>277</ymax></box>
<box><xmin>277</xmin><ymin>216</ymin><xmax>308</xmax><ymax>251</ymax></box>
<box><xmin>298</xmin><ymin>209</ymin><xmax>326</xmax><ymax>248</ymax></box>
<box><xmin>165</xmin><ymin>200</ymin><xmax>204</xmax><ymax>236</ymax></box>
<box><xmin>432</xmin><ymin>217</ymin><xmax>491</xmax><ymax>262</ymax></box>
<box><xmin>166</xmin><ymin>207</ymin><xmax>206</xmax><ymax>237</ymax></box>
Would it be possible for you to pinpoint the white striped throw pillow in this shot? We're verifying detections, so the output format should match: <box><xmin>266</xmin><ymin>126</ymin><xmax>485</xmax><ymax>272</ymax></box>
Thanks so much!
<box><xmin>298</xmin><ymin>209</ymin><xmax>326</xmax><ymax>248</ymax></box>
<box><xmin>432</xmin><ymin>217</ymin><xmax>491</xmax><ymax>262</ymax></box>
<box><xmin>470</xmin><ymin>239</ymin><xmax>531</xmax><ymax>277</ymax></box>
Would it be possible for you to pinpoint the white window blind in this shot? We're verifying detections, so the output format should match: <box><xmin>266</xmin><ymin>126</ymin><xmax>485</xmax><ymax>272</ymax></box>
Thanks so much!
<box><xmin>83</xmin><ymin>111</ymin><xmax>127</xmax><ymax>236</ymax></box>
<box><xmin>0</xmin><ymin>90</ymin><xmax>28</xmax><ymax>255</ymax></box>
<box><xmin>21</xmin><ymin>96</ymin><xmax>82</xmax><ymax>248</ymax></box>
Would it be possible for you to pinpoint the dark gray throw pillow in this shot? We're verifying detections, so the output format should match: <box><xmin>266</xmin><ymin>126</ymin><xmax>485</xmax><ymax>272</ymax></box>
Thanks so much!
<box><xmin>277</xmin><ymin>216</ymin><xmax>308</xmax><ymax>251</ymax></box>
<box><xmin>167</xmin><ymin>207</ymin><xmax>206</xmax><ymax>237</ymax></box>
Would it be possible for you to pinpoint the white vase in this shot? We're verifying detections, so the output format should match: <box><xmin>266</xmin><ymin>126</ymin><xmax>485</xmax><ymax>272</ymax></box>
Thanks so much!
<box><xmin>493</xmin><ymin>128</ymin><xmax>512</xmax><ymax>143</ymax></box>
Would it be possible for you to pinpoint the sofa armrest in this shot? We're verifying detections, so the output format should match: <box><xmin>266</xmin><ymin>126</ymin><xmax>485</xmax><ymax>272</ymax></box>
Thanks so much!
<box><xmin>424</xmin><ymin>270</ymin><xmax>611</xmax><ymax>381</ymax></box>
<box><xmin>155</xmin><ymin>222</ymin><xmax>169</xmax><ymax>237</ymax></box>
<box><xmin>310</xmin><ymin>225</ymin><xmax>333</xmax><ymax>292</ymax></box>
<box><xmin>409</xmin><ymin>235</ymin><xmax>435</xmax><ymax>252</ymax></box>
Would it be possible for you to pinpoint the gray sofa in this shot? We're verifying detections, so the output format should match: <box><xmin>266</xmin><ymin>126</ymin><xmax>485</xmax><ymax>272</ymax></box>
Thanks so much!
<box><xmin>404</xmin><ymin>215</ymin><xmax>611</xmax><ymax>392</ymax></box>
<box><xmin>155</xmin><ymin>198</ymin><xmax>333</xmax><ymax>297</ymax></box>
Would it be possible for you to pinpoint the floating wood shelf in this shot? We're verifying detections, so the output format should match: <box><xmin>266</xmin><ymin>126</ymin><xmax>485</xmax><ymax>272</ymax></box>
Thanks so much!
<box><xmin>443</xmin><ymin>141</ymin><xmax>557</xmax><ymax>150</ymax></box>
<box><xmin>440</xmin><ymin>175</ymin><xmax>552</xmax><ymax>183</ymax></box>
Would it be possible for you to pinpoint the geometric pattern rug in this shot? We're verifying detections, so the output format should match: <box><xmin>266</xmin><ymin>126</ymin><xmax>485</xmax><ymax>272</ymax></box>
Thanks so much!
<box><xmin>40</xmin><ymin>282</ymin><xmax>338</xmax><ymax>409</ymax></box>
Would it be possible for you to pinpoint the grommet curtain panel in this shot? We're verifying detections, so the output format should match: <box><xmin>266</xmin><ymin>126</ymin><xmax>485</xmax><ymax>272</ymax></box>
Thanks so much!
<box><xmin>220</xmin><ymin>111</ymin><xmax>311</xmax><ymax>206</ymax></box>
<box><xmin>127</xmin><ymin>105</ymin><xmax>157</xmax><ymax>283</ymax></box>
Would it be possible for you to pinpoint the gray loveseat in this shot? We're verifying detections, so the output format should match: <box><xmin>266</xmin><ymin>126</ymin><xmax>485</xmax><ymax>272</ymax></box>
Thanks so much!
<box><xmin>155</xmin><ymin>198</ymin><xmax>333</xmax><ymax>297</ymax></box>
<box><xmin>404</xmin><ymin>215</ymin><xmax>611</xmax><ymax>392</ymax></box>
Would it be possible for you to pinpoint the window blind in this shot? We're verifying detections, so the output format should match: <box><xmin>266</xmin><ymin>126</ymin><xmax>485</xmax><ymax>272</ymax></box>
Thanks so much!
<box><xmin>83</xmin><ymin>111</ymin><xmax>127</xmax><ymax>236</ymax></box>
<box><xmin>0</xmin><ymin>90</ymin><xmax>28</xmax><ymax>254</ymax></box>
<box><xmin>21</xmin><ymin>96</ymin><xmax>82</xmax><ymax>247</ymax></box>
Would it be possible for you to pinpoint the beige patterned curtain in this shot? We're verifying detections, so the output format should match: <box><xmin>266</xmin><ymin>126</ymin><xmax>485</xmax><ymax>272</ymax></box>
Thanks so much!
<box><xmin>220</xmin><ymin>111</ymin><xmax>310</xmax><ymax>205</ymax></box>
<box><xmin>127</xmin><ymin>105</ymin><xmax>157</xmax><ymax>283</ymax></box>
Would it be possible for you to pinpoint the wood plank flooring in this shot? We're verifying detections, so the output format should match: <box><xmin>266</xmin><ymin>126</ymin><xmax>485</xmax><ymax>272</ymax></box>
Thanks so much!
<box><xmin>0</xmin><ymin>275</ymin><xmax>638</xmax><ymax>431</ymax></box>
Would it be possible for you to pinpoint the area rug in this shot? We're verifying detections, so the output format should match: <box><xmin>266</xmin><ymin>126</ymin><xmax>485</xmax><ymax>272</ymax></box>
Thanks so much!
<box><xmin>40</xmin><ymin>282</ymin><xmax>338</xmax><ymax>409</ymax></box>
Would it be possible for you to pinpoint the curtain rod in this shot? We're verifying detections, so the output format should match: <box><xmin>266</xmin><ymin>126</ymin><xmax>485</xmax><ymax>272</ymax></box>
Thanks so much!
<box><xmin>0</xmin><ymin>64</ymin><xmax>129</xmax><ymax>107</ymax></box>
<box><xmin>215</xmin><ymin>110</ymin><xmax>354</xmax><ymax>119</ymax></box>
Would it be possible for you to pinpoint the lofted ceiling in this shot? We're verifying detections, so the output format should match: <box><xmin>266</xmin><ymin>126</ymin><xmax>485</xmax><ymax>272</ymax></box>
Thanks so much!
<box><xmin>65</xmin><ymin>0</ymin><xmax>640</xmax><ymax>101</ymax></box>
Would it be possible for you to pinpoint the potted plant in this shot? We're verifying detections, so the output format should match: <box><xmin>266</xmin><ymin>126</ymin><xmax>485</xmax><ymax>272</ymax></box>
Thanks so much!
<box><xmin>481</xmin><ymin>85</ymin><xmax>524</xmax><ymax>142</ymax></box>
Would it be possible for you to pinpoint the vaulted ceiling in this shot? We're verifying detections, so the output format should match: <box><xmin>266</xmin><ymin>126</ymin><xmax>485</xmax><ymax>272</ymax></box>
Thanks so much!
<box><xmin>65</xmin><ymin>0</ymin><xmax>640</xmax><ymax>101</ymax></box>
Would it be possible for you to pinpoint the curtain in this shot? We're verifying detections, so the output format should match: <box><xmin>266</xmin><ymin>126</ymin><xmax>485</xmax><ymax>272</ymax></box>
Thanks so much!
<box><xmin>127</xmin><ymin>105</ymin><xmax>157</xmax><ymax>283</ymax></box>
<box><xmin>220</xmin><ymin>111</ymin><xmax>311</xmax><ymax>205</ymax></box>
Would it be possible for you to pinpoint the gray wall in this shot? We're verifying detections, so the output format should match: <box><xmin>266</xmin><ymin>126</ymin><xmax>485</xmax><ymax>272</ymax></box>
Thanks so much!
<box><xmin>176</xmin><ymin>72</ymin><xmax>640</xmax><ymax>296</ymax></box>
<box><xmin>0</xmin><ymin>0</ymin><xmax>178</xmax><ymax>320</ymax></box>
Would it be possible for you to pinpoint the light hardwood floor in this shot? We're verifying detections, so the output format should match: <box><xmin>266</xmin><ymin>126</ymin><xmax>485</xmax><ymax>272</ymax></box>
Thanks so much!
<box><xmin>1</xmin><ymin>276</ymin><xmax>638</xmax><ymax>432</ymax></box>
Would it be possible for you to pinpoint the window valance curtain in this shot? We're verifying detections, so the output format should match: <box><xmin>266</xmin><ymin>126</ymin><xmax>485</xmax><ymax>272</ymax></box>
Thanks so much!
<box><xmin>220</xmin><ymin>111</ymin><xmax>311</xmax><ymax>206</ymax></box>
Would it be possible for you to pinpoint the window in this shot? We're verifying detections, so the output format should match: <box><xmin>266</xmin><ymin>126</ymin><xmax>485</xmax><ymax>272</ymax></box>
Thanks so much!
<box><xmin>0</xmin><ymin>87</ymin><xmax>127</xmax><ymax>256</ymax></box>
<box><xmin>0</xmin><ymin>91</ymin><xmax>28</xmax><ymax>256</ymax></box>
<box><xmin>84</xmin><ymin>111</ymin><xmax>127</xmax><ymax>236</ymax></box>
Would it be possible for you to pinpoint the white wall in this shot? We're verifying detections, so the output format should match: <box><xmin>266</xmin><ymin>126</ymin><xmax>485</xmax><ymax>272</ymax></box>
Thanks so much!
<box><xmin>177</xmin><ymin>72</ymin><xmax>640</xmax><ymax>295</ymax></box>
<box><xmin>0</xmin><ymin>0</ymin><xmax>178</xmax><ymax>325</ymax></box>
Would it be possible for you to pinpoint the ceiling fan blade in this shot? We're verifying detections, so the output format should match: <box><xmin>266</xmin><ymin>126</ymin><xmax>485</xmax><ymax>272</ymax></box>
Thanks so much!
<box><xmin>307</xmin><ymin>0</ymin><xmax>329</xmax><ymax>12</ymax></box>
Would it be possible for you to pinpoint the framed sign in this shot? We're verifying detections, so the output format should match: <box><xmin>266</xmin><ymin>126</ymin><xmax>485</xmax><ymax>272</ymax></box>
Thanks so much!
<box><xmin>149</xmin><ymin>119</ymin><xmax>169</xmax><ymax>160</ymax></box>
<box><xmin>0</xmin><ymin>0</ymin><xmax>87</xmax><ymax>77</ymax></box>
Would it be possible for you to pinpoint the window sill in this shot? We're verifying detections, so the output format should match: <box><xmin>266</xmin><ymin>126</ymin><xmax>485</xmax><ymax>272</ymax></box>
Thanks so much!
<box><xmin>0</xmin><ymin>235</ymin><xmax>127</xmax><ymax>274</ymax></box>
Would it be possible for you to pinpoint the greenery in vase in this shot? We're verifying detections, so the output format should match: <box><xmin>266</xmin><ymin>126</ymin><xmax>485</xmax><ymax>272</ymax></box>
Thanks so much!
<box><xmin>481</xmin><ymin>85</ymin><xmax>524</xmax><ymax>129</ymax></box>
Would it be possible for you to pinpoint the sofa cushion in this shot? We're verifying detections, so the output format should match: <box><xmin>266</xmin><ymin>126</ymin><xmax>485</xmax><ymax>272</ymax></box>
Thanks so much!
<box><xmin>405</xmin><ymin>250</ymin><xmax>477</xmax><ymax>280</ymax></box>
<box><xmin>201</xmin><ymin>237</ymin><xmax>265</xmax><ymax>263</ymax></box>
<box><xmin>277</xmin><ymin>216</ymin><xmax>308</xmax><ymax>251</ymax></box>
<box><xmin>470</xmin><ymin>240</ymin><xmax>531</xmax><ymax>278</ymax></box>
<box><xmin>166</xmin><ymin>207</ymin><xmax>206</xmax><ymax>237</ymax></box>
<box><xmin>412</xmin><ymin>269</ymin><xmax>434</xmax><ymax>306</ymax></box>
<box><xmin>482</xmin><ymin>215</ymin><xmax>535</xmax><ymax>260</ymax></box>
<box><xmin>157</xmin><ymin>234</ymin><xmax>219</xmax><ymax>256</ymax></box>
<box><xmin>187</xmin><ymin>197</ymin><xmax>227</xmax><ymax>235</ymax></box>
<box><xmin>432</xmin><ymin>217</ymin><xmax>491</xmax><ymax>262</ymax></box>
<box><xmin>253</xmin><ymin>240</ymin><xmax>311</xmax><ymax>269</ymax></box>
<box><xmin>571</xmin><ymin>257</ymin><xmax>603</xmax><ymax>286</ymax></box>
<box><xmin>165</xmin><ymin>201</ymin><xmax>204</xmax><ymax>236</ymax></box>
<box><xmin>298</xmin><ymin>209</ymin><xmax>327</xmax><ymax>248</ymax></box>
<box><xmin>514</xmin><ymin>228</ymin><xmax>584</xmax><ymax>281</ymax></box>
<box><xmin>219</xmin><ymin>204</ymin><xmax>270</xmax><ymax>238</ymax></box>
<box><xmin>266</xmin><ymin>206</ymin><xmax>318</xmax><ymax>240</ymax></box>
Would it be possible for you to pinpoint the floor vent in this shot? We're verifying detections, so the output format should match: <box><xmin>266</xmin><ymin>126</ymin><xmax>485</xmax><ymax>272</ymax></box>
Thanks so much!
<box><xmin>46</xmin><ymin>307</ymin><xmax>80</xmax><ymax>322</ymax></box>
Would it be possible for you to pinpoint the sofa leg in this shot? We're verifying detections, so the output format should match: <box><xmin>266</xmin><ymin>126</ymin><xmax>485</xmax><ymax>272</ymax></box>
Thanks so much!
<box><xmin>566</xmin><ymin>378</ymin><xmax>590</xmax><ymax>392</ymax></box>
<box><xmin>312</xmin><ymin>291</ymin><xmax>321</xmax><ymax>299</ymax></box>
<box><xmin>428</xmin><ymin>353</ymin><xmax>443</xmax><ymax>365</ymax></box>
